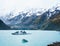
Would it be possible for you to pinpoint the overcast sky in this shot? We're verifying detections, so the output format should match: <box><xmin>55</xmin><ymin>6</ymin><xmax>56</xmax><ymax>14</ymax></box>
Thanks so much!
<box><xmin>0</xmin><ymin>0</ymin><xmax>60</xmax><ymax>16</ymax></box>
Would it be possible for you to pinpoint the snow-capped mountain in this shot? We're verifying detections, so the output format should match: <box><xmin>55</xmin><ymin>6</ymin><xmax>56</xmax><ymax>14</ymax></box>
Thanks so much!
<box><xmin>4</xmin><ymin>8</ymin><xmax>46</xmax><ymax>25</ymax></box>
<box><xmin>1</xmin><ymin>6</ymin><xmax>60</xmax><ymax>30</ymax></box>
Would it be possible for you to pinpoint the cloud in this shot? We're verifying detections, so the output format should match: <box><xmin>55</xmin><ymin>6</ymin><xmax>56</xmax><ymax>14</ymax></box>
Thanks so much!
<box><xmin>0</xmin><ymin>0</ymin><xmax>60</xmax><ymax>16</ymax></box>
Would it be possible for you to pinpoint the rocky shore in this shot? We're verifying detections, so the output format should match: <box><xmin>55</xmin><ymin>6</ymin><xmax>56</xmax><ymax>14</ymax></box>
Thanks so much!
<box><xmin>47</xmin><ymin>42</ymin><xmax>60</xmax><ymax>46</ymax></box>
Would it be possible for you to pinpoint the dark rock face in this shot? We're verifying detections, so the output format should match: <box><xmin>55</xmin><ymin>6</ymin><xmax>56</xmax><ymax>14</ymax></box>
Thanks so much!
<box><xmin>48</xmin><ymin>42</ymin><xmax>60</xmax><ymax>46</ymax></box>
<box><xmin>0</xmin><ymin>19</ymin><xmax>10</xmax><ymax>30</ymax></box>
<box><xmin>43</xmin><ymin>10</ymin><xmax>60</xmax><ymax>30</ymax></box>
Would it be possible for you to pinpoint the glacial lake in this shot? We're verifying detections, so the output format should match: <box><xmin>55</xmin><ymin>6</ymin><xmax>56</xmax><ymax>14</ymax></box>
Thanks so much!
<box><xmin>0</xmin><ymin>30</ymin><xmax>60</xmax><ymax>46</ymax></box>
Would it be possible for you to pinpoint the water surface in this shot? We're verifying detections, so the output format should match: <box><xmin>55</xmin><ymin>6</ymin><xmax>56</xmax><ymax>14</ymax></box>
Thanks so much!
<box><xmin>0</xmin><ymin>30</ymin><xmax>60</xmax><ymax>46</ymax></box>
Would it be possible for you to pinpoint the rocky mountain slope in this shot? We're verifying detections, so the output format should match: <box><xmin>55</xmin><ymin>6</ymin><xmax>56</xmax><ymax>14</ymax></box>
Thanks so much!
<box><xmin>1</xmin><ymin>6</ymin><xmax>60</xmax><ymax>30</ymax></box>
<box><xmin>0</xmin><ymin>19</ymin><xmax>10</xmax><ymax>30</ymax></box>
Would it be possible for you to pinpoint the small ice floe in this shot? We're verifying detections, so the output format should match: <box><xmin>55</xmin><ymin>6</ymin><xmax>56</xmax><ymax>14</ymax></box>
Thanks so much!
<box><xmin>22</xmin><ymin>39</ymin><xmax>28</xmax><ymax>43</ymax></box>
<box><xmin>12</xmin><ymin>31</ymin><xmax>31</xmax><ymax>35</ymax></box>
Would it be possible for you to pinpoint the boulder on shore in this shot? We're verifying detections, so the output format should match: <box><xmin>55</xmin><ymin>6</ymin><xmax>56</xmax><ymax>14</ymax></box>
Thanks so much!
<box><xmin>47</xmin><ymin>42</ymin><xmax>60</xmax><ymax>46</ymax></box>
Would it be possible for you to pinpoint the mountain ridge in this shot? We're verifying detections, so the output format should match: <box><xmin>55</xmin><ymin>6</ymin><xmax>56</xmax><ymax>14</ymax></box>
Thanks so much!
<box><xmin>0</xmin><ymin>6</ymin><xmax>60</xmax><ymax>30</ymax></box>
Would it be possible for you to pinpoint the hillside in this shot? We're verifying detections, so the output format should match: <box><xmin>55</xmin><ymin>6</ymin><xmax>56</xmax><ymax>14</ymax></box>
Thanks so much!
<box><xmin>0</xmin><ymin>19</ymin><xmax>10</xmax><ymax>30</ymax></box>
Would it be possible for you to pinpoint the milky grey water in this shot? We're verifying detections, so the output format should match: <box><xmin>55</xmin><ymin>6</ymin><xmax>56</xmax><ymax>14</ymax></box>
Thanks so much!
<box><xmin>0</xmin><ymin>30</ymin><xmax>60</xmax><ymax>46</ymax></box>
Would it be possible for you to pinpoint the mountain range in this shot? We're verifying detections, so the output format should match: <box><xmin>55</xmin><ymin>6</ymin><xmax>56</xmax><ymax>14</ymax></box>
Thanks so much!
<box><xmin>0</xmin><ymin>6</ymin><xmax>60</xmax><ymax>30</ymax></box>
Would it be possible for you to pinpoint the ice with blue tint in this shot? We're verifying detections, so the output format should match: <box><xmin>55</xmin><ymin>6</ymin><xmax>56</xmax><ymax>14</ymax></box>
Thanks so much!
<box><xmin>0</xmin><ymin>30</ymin><xmax>60</xmax><ymax>46</ymax></box>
